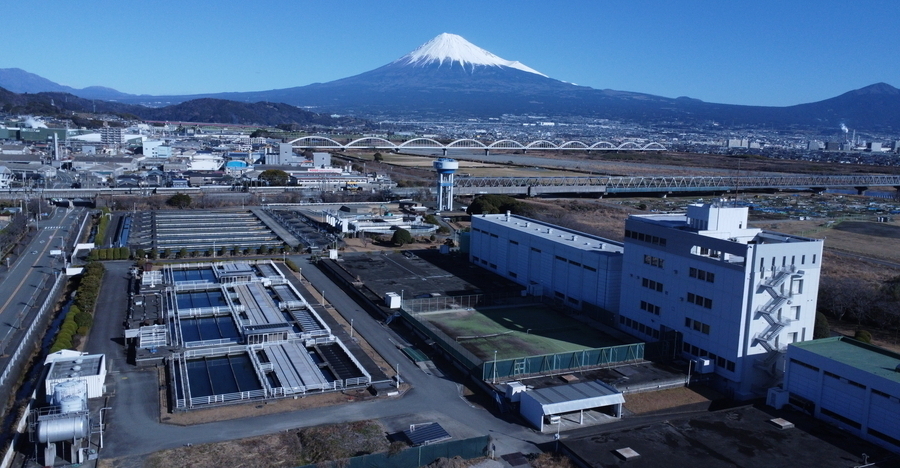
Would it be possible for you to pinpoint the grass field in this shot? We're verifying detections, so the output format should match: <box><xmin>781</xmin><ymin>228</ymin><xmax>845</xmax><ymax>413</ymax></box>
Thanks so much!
<box><xmin>423</xmin><ymin>304</ymin><xmax>625</xmax><ymax>361</ymax></box>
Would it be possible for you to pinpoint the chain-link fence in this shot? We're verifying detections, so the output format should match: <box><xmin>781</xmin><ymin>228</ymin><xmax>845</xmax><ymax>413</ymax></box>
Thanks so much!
<box><xmin>296</xmin><ymin>435</ymin><xmax>490</xmax><ymax>468</ymax></box>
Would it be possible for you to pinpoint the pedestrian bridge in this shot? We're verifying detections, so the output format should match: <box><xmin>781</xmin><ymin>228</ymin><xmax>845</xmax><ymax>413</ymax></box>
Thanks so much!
<box><xmin>287</xmin><ymin>136</ymin><xmax>667</xmax><ymax>153</ymax></box>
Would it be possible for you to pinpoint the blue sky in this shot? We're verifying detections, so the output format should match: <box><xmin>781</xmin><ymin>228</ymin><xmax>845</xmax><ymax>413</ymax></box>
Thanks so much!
<box><xmin>3</xmin><ymin>0</ymin><xmax>897</xmax><ymax>106</ymax></box>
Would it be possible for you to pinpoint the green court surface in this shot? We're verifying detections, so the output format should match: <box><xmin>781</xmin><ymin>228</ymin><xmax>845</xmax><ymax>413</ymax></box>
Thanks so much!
<box><xmin>423</xmin><ymin>304</ymin><xmax>624</xmax><ymax>361</ymax></box>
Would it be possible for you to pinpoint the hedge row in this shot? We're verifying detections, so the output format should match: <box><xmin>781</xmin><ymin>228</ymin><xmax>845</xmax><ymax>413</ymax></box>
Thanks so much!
<box><xmin>88</xmin><ymin>247</ymin><xmax>131</xmax><ymax>261</ymax></box>
<box><xmin>95</xmin><ymin>214</ymin><xmax>111</xmax><ymax>246</ymax></box>
<box><xmin>50</xmin><ymin>262</ymin><xmax>104</xmax><ymax>353</ymax></box>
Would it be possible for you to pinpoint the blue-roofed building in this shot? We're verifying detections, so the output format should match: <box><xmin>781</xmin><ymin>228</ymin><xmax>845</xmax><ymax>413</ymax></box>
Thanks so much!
<box><xmin>775</xmin><ymin>337</ymin><xmax>900</xmax><ymax>453</ymax></box>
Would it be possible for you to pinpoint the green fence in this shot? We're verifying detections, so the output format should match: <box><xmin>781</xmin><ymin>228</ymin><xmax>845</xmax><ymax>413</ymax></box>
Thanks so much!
<box><xmin>296</xmin><ymin>435</ymin><xmax>490</xmax><ymax>468</ymax></box>
<box><xmin>481</xmin><ymin>343</ymin><xmax>644</xmax><ymax>381</ymax></box>
<box><xmin>398</xmin><ymin>307</ymin><xmax>484</xmax><ymax>370</ymax></box>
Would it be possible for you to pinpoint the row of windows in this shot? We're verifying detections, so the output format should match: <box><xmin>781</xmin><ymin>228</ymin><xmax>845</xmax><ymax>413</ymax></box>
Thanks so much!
<box><xmin>641</xmin><ymin>278</ymin><xmax>664</xmax><ymax>292</ymax></box>
<box><xmin>683</xmin><ymin>341</ymin><xmax>736</xmax><ymax>372</ymax></box>
<box><xmin>790</xmin><ymin>359</ymin><xmax>819</xmax><ymax>372</ymax></box>
<box><xmin>689</xmin><ymin>267</ymin><xmax>715</xmax><ymax>283</ymax></box>
<box><xmin>685</xmin><ymin>317</ymin><xmax>711</xmax><ymax>334</ymax></box>
<box><xmin>820</xmin><ymin>407</ymin><xmax>862</xmax><ymax>430</ymax></box>
<box><xmin>760</xmin><ymin>254</ymin><xmax>818</xmax><ymax>270</ymax></box>
<box><xmin>640</xmin><ymin>300</ymin><xmax>661</xmax><ymax>315</ymax></box>
<box><xmin>619</xmin><ymin>315</ymin><xmax>661</xmax><ymax>339</ymax></box>
<box><xmin>643</xmin><ymin>255</ymin><xmax>664</xmax><ymax>268</ymax></box>
<box><xmin>695</xmin><ymin>247</ymin><xmax>720</xmax><ymax>258</ymax></box>
<box><xmin>687</xmin><ymin>292</ymin><xmax>713</xmax><ymax>309</ymax></box>
<box><xmin>824</xmin><ymin>370</ymin><xmax>866</xmax><ymax>389</ymax></box>
<box><xmin>625</xmin><ymin>229</ymin><xmax>667</xmax><ymax>246</ymax></box>
<box><xmin>482</xmin><ymin>251</ymin><xmax>599</xmax><ymax>274</ymax></box>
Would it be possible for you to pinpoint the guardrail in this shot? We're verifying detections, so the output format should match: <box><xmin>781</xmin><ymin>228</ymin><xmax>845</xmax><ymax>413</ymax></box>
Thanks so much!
<box><xmin>0</xmin><ymin>273</ymin><xmax>65</xmax><ymax>388</ymax></box>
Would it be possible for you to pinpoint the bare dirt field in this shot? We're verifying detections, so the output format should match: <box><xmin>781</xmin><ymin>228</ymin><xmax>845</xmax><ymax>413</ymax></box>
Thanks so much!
<box><xmin>623</xmin><ymin>386</ymin><xmax>721</xmax><ymax>415</ymax></box>
<box><xmin>100</xmin><ymin>420</ymin><xmax>390</xmax><ymax>468</ymax></box>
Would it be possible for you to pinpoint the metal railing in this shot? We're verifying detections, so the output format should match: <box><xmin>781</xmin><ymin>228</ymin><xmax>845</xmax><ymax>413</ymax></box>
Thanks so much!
<box><xmin>0</xmin><ymin>274</ymin><xmax>65</xmax><ymax>388</ymax></box>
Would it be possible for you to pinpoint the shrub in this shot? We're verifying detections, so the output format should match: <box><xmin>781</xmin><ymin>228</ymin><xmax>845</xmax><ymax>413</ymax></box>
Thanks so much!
<box><xmin>391</xmin><ymin>229</ymin><xmax>413</xmax><ymax>246</ymax></box>
<box><xmin>854</xmin><ymin>329</ymin><xmax>873</xmax><ymax>344</ymax></box>
<box><xmin>284</xmin><ymin>258</ymin><xmax>300</xmax><ymax>272</ymax></box>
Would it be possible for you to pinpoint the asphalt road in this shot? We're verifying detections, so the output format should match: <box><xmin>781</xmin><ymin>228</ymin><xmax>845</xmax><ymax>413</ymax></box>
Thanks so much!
<box><xmin>97</xmin><ymin>255</ymin><xmax>548</xmax><ymax>461</ymax></box>
<box><xmin>0</xmin><ymin>207</ymin><xmax>83</xmax><ymax>355</ymax></box>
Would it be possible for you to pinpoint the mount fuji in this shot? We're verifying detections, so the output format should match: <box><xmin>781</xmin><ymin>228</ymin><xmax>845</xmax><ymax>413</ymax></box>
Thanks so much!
<box><xmin>3</xmin><ymin>33</ymin><xmax>899</xmax><ymax>130</ymax></box>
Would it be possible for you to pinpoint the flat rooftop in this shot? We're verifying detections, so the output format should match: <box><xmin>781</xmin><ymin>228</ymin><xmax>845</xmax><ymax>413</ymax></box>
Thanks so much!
<box><xmin>473</xmin><ymin>214</ymin><xmax>623</xmax><ymax>253</ymax></box>
<box><xmin>792</xmin><ymin>336</ymin><xmax>900</xmax><ymax>384</ymax></box>
<box><xmin>48</xmin><ymin>354</ymin><xmax>105</xmax><ymax>380</ymax></box>
<box><xmin>337</xmin><ymin>250</ymin><xmax>523</xmax><ymax>299</ymax></box>
<box><xmin>563</xmin><ymin>405</ymin><xmax>894</xmax><ymax>468</ymax></box>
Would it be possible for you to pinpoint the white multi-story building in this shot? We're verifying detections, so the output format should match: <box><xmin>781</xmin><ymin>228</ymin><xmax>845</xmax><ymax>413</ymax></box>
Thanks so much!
<box><xmin>0</xmin><ymin>165</ymin><xmax>11</xmax><ymax>189</ymax></box>
<box><xmin>469</xmin><ymin>213</ymin><xmax>623</xmax><ymax>313</ymax></box>
<box><xmin>100</xmin><ymin>126</ymin><xmax>124</xmax><ymax>147</ymax></box>
<box><xmin>619</xmin><ymin>203</ymin><xmax>823</xmax><ymax>398</ymax></box>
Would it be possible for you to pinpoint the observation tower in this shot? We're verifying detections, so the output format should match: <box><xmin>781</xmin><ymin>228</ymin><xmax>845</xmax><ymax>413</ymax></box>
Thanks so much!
<box><xmin>433</xmin><ymin>158</ymin><xmax>459</xmax><ymax>212</ymax></box>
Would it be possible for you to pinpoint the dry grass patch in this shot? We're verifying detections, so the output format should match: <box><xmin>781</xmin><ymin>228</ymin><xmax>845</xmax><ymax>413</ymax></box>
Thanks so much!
<box><xmin>103</xmin><ymin>420</ymin><xmax>389</xmax><ymax>468</ymax></box>
<box><xmin>623</xmin><ymin>386</ymin><xmax>715</xmax><ymax>415</ymax></box>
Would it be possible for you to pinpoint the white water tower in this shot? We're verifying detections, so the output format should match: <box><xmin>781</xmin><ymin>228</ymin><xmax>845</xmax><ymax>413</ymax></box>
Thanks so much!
<box><xmin>433</xmin><ymin>158</ymin><xmax>459</xmax><ymax>212</ymax></box>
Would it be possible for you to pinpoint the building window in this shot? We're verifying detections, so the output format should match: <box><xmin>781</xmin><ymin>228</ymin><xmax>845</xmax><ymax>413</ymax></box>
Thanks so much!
<box><xmin>820</xmin><ymin>408</ymin><xmax>861</xmax><ymax>429</ymax></box>
<box><xmin>687</xmin><ymin>292</ymin><xmax>713</xmax><ymax>309</ymax></box>
<box><xmin>568</xmin><ymin>260</ymin><xmax>582</xmax><ymax>267</ymax></box>
<box><xmin>509</xmin><ymin>271</ymin><xmax>517</xmax><ymax>278</ymax></box>
<box><xmin>685</xmin><ymin>317</ymin><xmax>710</xmax><ymax>334</ymax></box>
<box><xmin>510</xmin><ymin>240</ymin><xmax>519</xmax><ymax>245</ymax></box>
<box><xmin>584</xmin><ymin>265</ymin><xmax>597</xmax><ymax>272</ymax></box>
<box><xmin>555</xmin><ymin>291</ymin><xmax>564</xmax><ymax>299</ymax></box>
<box><xmin>641</xmin><ymin>278</ymin><xmax>663</xmax><ymax>292</ymax></box>
<box><xmin>626</xmin><ymin>229</ymin><xmax>667</xmax><ymax>246</ymax></box>
<box><xmin>640</xmin><ymin>301</ymin><xmax>661</xmax><ymax>315</ymax></box>
<box><xmin>489</xmin><ymin>263</ymin><xmax>497</xmax><ymax>269</ymax></box>
<box><xmin>555</xmin><ymin>255</ymin><xmax>566</xmax><ymax>262</ymax></box>
<box><xmin>531</xmin><ymin>247</ymin><xmax>541</xmax><ymax>253</ymax></box>
<box><xmin>644</xmin><ymin>255</ymin><xmax>665</xmax><ymax>268</ymax></box>
<box><xmin>689</xmin><ymin>267</ymin><xmax>715</xmax><ymax>283</ymax></box>
<box><xmin>791</xmin><ymin>305</ymin><xmax>801</xmax><ymax>320</ymax></box>
<box><xmin>791</xmin><ymin>278</ymin><xmax>804</xmax><ymax>294</ymax></box>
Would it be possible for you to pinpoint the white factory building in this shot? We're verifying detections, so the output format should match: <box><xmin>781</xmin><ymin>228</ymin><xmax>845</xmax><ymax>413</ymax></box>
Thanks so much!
<box><xmin>468</xmin><ymin>204</ymin><xmax>823</xmax><ymax>399</ymax></box>
<box><xmin>469</xmin><ymin>212</ymin><xmax>623</xmax><ymax>313</ymax></box>
<box><xmin>619</xmin><ymin>203</ymin><xmax>822</xmax><ymax>399</ymax></box>
<box><xmin>775</xmin><ymin>337</ymin><xmax>900</xmax><ymax>452</ymax></box>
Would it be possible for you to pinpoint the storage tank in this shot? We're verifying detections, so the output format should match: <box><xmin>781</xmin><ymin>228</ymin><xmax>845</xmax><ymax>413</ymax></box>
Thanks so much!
<box><xmin>58</xmin><ymin>394</ymin><xmax>84</xmax><ymax>414</ymax></box>
<box><xmin>37</xmin><ymin>415</ymin><xmax>89</xmax><ymax>443</ymax></box>
<box><xmin>52</xmin><ymin>380</ymin><xmax>83</xmax><ymax>407</ymax></box>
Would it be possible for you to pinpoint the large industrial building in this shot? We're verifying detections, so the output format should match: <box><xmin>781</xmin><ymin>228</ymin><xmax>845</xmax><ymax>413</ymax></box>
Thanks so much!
<box><xmin>468</xmin><ymin>203</ymin><xmax>824</xmax><ymax>399</ymax></box>
<box><xmin>469</xmin><ymin>212</ymin><xmax>624</xmax><ymax>313</ymax></box>
<box><xmin>775</xmin><ymin>337</ymin><xmax>900</xmax><ymax>453</ymax></box>
<box><xmin>619</xmin><ymin>203</ymin><xmax>823</xmax><ymax>399</ymax></box>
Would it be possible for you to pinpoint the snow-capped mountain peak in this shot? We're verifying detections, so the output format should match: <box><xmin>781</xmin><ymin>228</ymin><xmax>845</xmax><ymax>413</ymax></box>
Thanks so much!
<box><xmin>396</xmin><ymin>33</ymin><xmax>546</xmax><ymax>77</ymax></box>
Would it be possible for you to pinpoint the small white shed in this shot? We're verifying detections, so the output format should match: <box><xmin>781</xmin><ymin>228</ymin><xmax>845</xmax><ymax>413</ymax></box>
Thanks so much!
<box><xmin>519</xmin><ymin>380</ymin><xmax>624</xmax><ymax>431</ymax></box>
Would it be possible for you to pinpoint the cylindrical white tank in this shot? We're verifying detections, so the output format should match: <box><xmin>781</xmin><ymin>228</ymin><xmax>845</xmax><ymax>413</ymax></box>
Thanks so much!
<box><xmin>37</xmin><ymin>415</ymin><xmax>89</xmax><ymax>443</ymax></box>
<box><xmin>433</xmin><ymin>158</ymin><xmax>459</xmax><ymax>174</ymax></box>
<box><xmin>58</xmin><ymin>394</ymin><xmax>84</xmax><ymax>414</ymax></box>
<box><xmin>52</xmin><ymin>380</ymin><xmax>83</xmax><ymax>406</ymax></box>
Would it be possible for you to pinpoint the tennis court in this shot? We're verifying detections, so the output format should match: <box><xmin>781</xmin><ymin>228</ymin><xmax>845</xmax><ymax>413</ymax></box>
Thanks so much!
<box><xmin>422</xmin><ymin>304</ymin><xmax>625</xmax><ymax>361</ymax></box>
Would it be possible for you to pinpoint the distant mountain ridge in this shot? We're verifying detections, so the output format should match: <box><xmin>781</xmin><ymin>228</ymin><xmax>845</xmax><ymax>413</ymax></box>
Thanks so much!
<box><xmin>0</xmin><ymin>87</ymin><xmax>358</xmax><ymax>127</ymax></box>
<box><xmin>2</xmin><ymin>34</ymin><xmax>899</xmax><ymax>131</ymax></box>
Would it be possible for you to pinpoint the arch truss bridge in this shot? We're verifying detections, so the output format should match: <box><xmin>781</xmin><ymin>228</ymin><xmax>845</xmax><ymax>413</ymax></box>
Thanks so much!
<box><xmin>288</xmin><ymin>136</ymin><xmax>667</xmax><ymax>154</ymax></box>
